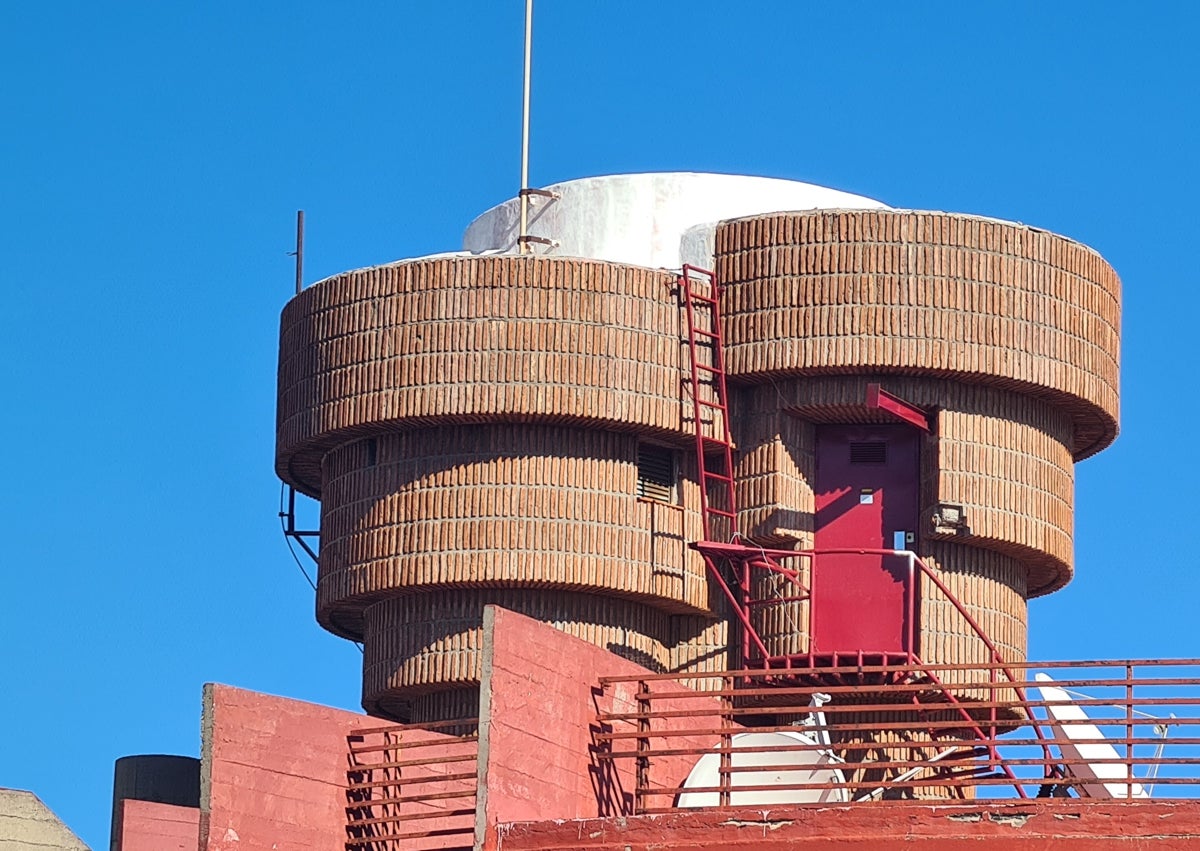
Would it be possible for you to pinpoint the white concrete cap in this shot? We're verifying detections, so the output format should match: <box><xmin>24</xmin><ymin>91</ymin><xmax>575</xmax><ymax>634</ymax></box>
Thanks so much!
<box><xmin>463</xmin><ymin>172</ymin><xmax>890</xmax><ymax>269</ymax></box>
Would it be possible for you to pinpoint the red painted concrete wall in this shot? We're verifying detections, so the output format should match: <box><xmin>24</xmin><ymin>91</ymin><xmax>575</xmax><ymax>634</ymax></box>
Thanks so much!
<box><xmin>200</xmin><ymin>684</ymin><xmax>361</xmax><ymax>851</ymax></box>
<box><xmin>200</xmin><ymin>683</ymin><xmax>473</xmax><ymax>851</ymax></box>
<box><xmin>116</xmin><ymin>799</ymin><xmax>200</xmax><ymax>851</ymax></box>
<box><xmin>478</xmin><ymin>606</ymin><xmax>738</xmax><ymax>847</ymax></box>
<box><xmin>490</xmin><ymin>800</ymin><xmax>1200</xmax><ymax>850</ymax></box>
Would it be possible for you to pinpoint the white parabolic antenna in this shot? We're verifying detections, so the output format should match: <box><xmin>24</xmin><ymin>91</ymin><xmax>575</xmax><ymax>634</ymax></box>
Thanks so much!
<box><xmin>677</xmin><ymin>731</ymin><xmax>848</xmax><ymax>807</ymax></box>
<box><xmin>1034</xmin><ymin>673</ymin><xmax>1149</xmax><ymax>799</ymax></box>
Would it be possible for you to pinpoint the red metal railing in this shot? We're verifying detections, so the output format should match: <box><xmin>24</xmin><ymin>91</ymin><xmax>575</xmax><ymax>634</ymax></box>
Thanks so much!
<box><xmin>345</xmin><ymin>718</ymin><xmax>478</xmax><ymax>851</ymax></box>
<box><xmin>594</xmin><ymin>661</ymin><xmax>1200</xmax><ymax>812</ymax></box>
<box><xmin>694</xmin><ymin>544</ymin><xmax>1058</xmax><ymax>794</ymax></box>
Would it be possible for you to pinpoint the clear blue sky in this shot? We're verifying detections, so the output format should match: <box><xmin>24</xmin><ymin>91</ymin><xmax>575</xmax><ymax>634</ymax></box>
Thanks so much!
<box><xmin>1</xmin><ymin>2</ymin><xmax>1197</xmax><ymax>846</ymax></box>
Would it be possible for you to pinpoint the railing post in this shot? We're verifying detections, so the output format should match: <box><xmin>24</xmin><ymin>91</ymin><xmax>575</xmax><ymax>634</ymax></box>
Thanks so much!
<box><xmin>1126</xmin><ymin>663</ymin><xmax>1135</xmax><ymax>800</ymax></box>
<box><xmin>741</xmin><ymin>558</ymin><xmax>752</xmax><ymax>674</ymax></box>
<box><xmin>636</xmin><ymin>680</ymin><xmax>650</xmax><ymax>815</ymax></box>
<box><xmin>719</xmin><ymin>677</ymin><xmax>734</xmax><ymax>808</ymax></box>
<box><xmin>905</xmin><ymin>552</ymin><xmax>916</xmax><ymax>662</ymax></box>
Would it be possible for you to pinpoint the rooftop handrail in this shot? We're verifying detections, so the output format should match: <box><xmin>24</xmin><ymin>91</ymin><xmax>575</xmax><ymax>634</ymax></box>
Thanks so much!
<box><xmin>686</xmin><ymin>542</ymin><xmax>1063</xmax><ymax>795</ymax></box>
<box><xmin>593</xmin><ymin>661</ymin><xmax>1200</xmax><ymax>807</ymax></box>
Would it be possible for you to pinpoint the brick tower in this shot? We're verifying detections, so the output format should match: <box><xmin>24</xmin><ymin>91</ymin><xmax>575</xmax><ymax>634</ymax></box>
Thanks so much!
<box><xmin>275</xmin><ymin>173</ymin><xmax>1119</xmax><ymax>724</ymax></box>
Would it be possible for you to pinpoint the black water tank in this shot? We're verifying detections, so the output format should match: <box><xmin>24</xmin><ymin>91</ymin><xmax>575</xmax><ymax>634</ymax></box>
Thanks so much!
<box><xmin>109</xmin><ymin>754</ymin><xmax>200</xmax><ymax>851</ymax></box>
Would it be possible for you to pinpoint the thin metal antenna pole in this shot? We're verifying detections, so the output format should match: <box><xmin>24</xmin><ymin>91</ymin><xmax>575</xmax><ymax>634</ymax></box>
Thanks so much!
<box><xmin>294</xmin><ymin>210</ymin><xmax>305</xmax><ymax>294</ymax></box>
<box><xmin>518</xmin><ymin>0</ymin><xmax>533</xmax><ymax>253</ymax></box>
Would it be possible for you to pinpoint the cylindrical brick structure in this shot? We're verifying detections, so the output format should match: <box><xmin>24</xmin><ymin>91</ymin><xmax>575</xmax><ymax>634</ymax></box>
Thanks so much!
<box><xmin>277</xmin><ymin>255</ymin><xmax>712</xmax><ymax>719</ymax></box>
<box><xmin>716</xmin><ymin>210</ymin><xmax>1121</xmax><ymax>671</ymax></box>
<box><xmin>275</xmin><ymin>185</ymin><xmax>1121</xmax><ymax>730</ymax></box>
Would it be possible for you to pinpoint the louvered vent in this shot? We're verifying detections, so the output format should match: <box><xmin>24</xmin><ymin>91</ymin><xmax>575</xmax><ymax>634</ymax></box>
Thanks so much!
<box><xmin>850</xmin><ymin>441</ymin><xmax>888</xmax><ymax>464</ymax></box>
<box><xmin>637</xmin><ymin>444</ymin><xmax>676</xmax><ymax>502</ymax></box>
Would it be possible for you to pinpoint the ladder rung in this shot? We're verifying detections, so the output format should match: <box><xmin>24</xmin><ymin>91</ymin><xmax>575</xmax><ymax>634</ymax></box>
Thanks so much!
<box><xmin>691</xmin><ymin>328</ymin><xmax>719</xmax><ymax>338</ymax></box>
<box><xmin>697</xmin><ymin>399</ymin><xmax>727</xmax><ymax>410</ymax></box>
<box><xmin>703</xmin><ymin>471</ymin><xmax>734</xmax><ymax>482</ymax></box>
<box><xmin>688</xmin><ymin>293</ymin><xmax>718</xmax><ymax>305</ymax></box>
<box><xmin>707</xmin><ymin>509</ymin><xmax>737</xmax><ymax>518</ymax></box>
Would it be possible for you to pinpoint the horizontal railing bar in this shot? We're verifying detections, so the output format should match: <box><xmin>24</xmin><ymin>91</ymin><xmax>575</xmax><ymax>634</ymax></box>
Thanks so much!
<box><xmin>349</xmin><ymin>775</ymin><xmax>477</xmax><ymax>792</ymax></box>
<box><xmin>345</xmin><ymin>754</ymin><xmax>478</xmax><ymax>775</ymax></box>
<box><xmin>693</xmin><ymin>755</ymin><xmax>1200</xmax><ymax>772</ymax></box>
<box><xmin>347</xmin><ymin>788</ymin><xmax>477</xmax><ymax>813</ymax></box>
<box><xmin>598</xmin><ymin>660</ymin><xmax>1200</xmax><ymax>685</ymax></box>
<box><xmin>346</xmin><ymin>823</ymin><xmax>475</xmax><ymax>840</ymax></box>
<box><xmin>348</xmin><ymin>739</ymin><xmax>477</xmax><ymax>753</ymax></box>
<box><xmin>348</xmin><ymin>736</ymin><xmax>477</xmax><ymax>755</ymax></box>
<box><xmin>344</xmin><ymin>807</ymin><xmax>476</xmax><ymax>824</ymax></box>
<box><xmin>599</xmin><ymin>742</ymin><xmax>986</xmax><ymax>760</ymax></box>
<box><xmin>620</xmin><ymin>678</ymin><xmax>1200</xmax><ymax>702</ymax></box>
<box><xmin>344</xmin><ymin>772</ymin><xmax>477</xmax><ymax>799</ymax></box>
<box><xmin>599</xmin><ymin>697</ymin><xmax>1200</xmax><ymax>723</ymax></box>
<box><xmin>745</xmin><ymin>596</ymin><xmax>809</xmax><ymax>606</ymax></box>
<box><xmin>349</xmin><ymin>718</ymin><xmax>479</xmax><ymax>736</ymax></box>
<box><xmin>636</xmin><ymin>776</ymin><xmax>1010</xmax><ymax>796</ymax></box>
<box><xmin>639</xmin><ymin>774</ymin><xmax>1200</xmax><ymax>797</ymax></box>
<box><xmin>633</xmin><ymin>773</ymin><xmax>1195</xmax><ymax>798</ymax></box>
<box><xmin>346</xmin><ymin>788</ymin><xmax>477</xmax><ymax>807</ymax></box>
<box><xmin>596</xmin><ymin>716</ymin><xmax>1200</xmax><ymax>737</ymax></box>
<box><xmin>623</xmin><ymin>683</ymin><xmax>1007</xmax><ymax>701</ymax></box>
<box><xmin>596</xmin><ymin>731</ymin><xmax>1200</xmax><ymax>753</ymax></box>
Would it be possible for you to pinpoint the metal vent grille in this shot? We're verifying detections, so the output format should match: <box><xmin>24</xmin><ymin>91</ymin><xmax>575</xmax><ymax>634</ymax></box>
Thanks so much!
<box><xmin>849</xmin><ymin>441</ymin><xmax>887</xmax><ymax>464</ymax></box>
<box><xmin>637</xmin><ymin>445</ymin><xmax>676</xmax><ymax>502</ymax></box>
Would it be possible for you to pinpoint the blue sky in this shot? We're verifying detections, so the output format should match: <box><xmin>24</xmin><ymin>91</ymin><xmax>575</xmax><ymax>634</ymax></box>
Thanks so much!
<box><xmin>1</xmin><ymin>2</ymin><xmax>1197</xmax><ymax>846</ymax></box>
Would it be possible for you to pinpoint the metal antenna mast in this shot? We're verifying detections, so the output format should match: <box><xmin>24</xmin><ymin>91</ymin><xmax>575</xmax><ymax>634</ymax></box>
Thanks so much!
<box><xmin>518</xmin><ymin>0</ymin><xmax>533</xmax><ymax>253</ymax></box>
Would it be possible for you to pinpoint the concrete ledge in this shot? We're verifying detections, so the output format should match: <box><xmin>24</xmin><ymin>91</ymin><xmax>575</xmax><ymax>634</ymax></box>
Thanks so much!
<box><xmin>488</xmin><ymin>799</ymin><xmax>1200</xmax><ymax>850</ymax></box>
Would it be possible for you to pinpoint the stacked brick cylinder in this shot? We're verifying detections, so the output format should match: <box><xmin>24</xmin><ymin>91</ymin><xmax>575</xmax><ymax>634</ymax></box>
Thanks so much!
<box><xmin>275</xmin><ymin>210</ymin><xmax>1120</xmax><ymax>721</ymax></box>
<box><xmin>720</xmin><ymin>211</ymin><xmax>1119</xmax><ymax>672</ymax></box>
<box><xmin>276</xmin><ymin>256</ymin><xmax>719</xmax><ymax>719</ymax></box>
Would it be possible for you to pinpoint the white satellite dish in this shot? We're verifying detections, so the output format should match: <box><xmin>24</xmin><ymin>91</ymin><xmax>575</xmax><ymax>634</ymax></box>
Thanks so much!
<box><xmin>1034</xmin><ymin>673</ymin><xmax>1149</xmax><ymax>799</ymax></box>
<box><xmin>677</xmin><ymin>730</ymin><xmax>848</xmax><ymax>807</ymax></box>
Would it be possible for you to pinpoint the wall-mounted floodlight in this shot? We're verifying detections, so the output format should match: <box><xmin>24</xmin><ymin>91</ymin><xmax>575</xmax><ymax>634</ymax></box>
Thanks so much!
<box><xmin>932</xmin><ymin>503</ymin><xmax>969</xmax><ymax>535</ymax></box>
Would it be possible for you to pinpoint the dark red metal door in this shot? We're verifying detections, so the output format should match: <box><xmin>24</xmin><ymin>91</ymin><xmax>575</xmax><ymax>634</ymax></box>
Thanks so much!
<box><xmin>812</xmin><ymin>424</ymin><xmax>918</xmax><ymax>656</ymax></box>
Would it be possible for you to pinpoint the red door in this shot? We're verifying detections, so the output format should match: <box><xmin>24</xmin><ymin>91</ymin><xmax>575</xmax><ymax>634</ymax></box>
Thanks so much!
<box><xmin>811</xmin><ymin>424</ymin><xmax>918</xmax><ymax>656</ymax></box>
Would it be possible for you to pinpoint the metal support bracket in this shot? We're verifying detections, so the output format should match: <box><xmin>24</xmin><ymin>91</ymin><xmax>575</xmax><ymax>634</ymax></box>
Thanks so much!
<box><xmin>518</xmin><ymin>187</ymin><xmax>560</xmax><ymax>201</ymax></box>
<box><xmin>867</xmin><ymin>383</ymin><xmax>932</xmax><ymax>432</ymax></box>
<box><xmin>280</xmin><ymin>484</ymin><xmax>320</xmax><ymax>565</ymax></box>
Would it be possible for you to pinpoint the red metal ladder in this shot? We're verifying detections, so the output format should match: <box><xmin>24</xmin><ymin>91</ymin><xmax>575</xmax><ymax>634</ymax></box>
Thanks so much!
<box><xmin>680</xmin><ymin>265</ymin><xmax>780</xmax><ymax>672</ymax></box>
<box><xmin>679</xmin><ymin>265</ymin><xmax>738</xmax><ymax>544</ymax></box>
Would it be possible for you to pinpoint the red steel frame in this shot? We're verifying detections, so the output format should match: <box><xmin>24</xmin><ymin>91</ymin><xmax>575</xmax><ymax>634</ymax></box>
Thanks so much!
<box><xmin>677</xmin><ymin>267</ymin><xmax>1054</xmax><ymax>793</ymax></box>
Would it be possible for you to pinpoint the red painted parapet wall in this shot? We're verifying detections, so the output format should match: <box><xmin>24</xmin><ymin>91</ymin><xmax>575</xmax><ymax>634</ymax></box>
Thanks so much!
<box><xmin>477</xmin><ymin>606</ymin><xmax>738</xmax><ymax>848</ymax></box>
<box><xmin>192</xmin><ymin>610</ymin><xmax>743</xmax><ymax>851</ymax></box>
<box><xmin>116</xmin><ymin>800</ymin><xmax>200</xmax><ymax>851</ymax></box>
<box><xmin>200</xmin><ymin>683</ymin><xmax>362</xmax><ymax>851</ymax></box>
<box><xmin>492</xmin><ymin>800</ymin><xmax>1200</xmax><ymax>850</ymax></box>
<box><xmin>200</xmin><ymin>683</ymin><xmax>473</xmax><ymax>851</ymax></box>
